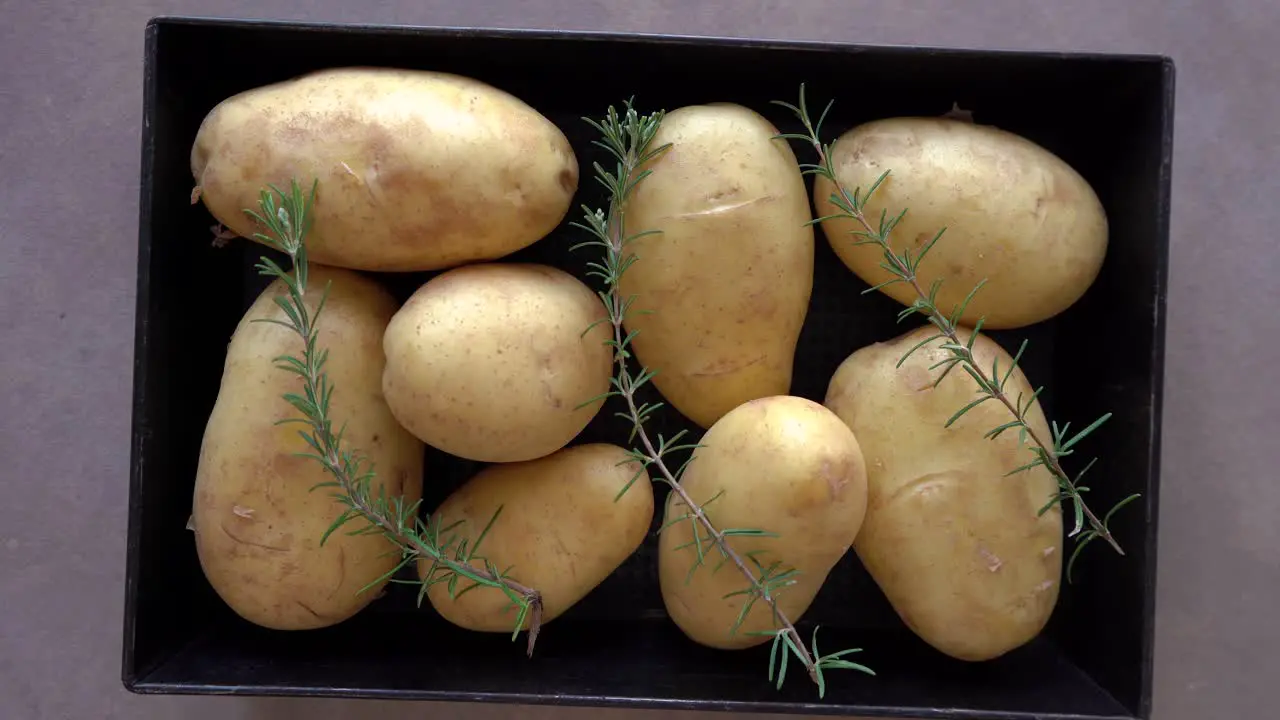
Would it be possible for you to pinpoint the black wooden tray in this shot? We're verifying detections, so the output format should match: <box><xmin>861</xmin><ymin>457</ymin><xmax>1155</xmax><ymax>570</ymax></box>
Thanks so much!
<box><xmin>123</xmin><ymin>16</ymin><xmax>1174</xmax><ymax>719</ymax></box>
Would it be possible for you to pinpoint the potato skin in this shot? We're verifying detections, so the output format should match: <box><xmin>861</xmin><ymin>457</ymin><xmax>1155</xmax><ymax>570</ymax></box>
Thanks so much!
<box><xmin>192</xmin><ymin>265</ymin><xmax>423</xmax><ymax>630</ymax></box>
<box><xmin>381</xmin><ymin>263</ymin><xmax>612</xmax><ymax>463</ymax></box>
<box><xmin>421</xmin><ymin>444</ymin><xmax>654</xmax><ymax>630</ymax></box>
<box><xmin>823</xmin><ymin>326</ymin><xmax>1063</xmax><ymax>661</ymax></box>
<box><xmin>622</xmin><ymin>103</ymin><xmax>814</xmax><ymax>429</ymax></box>
<box><xmin>191</xmin><ymin>67</ymin><xmax>578</xmax><ymax>271</ymax></box>
<box><xmin>658</xmin><ymin>396</ymin><xmax>868</xmax><ymax>649</ymax></box>
<box><xmin>814</xmin><ymin>117</ymin><xmax>1107</xmax><ymax>329</ymax></box>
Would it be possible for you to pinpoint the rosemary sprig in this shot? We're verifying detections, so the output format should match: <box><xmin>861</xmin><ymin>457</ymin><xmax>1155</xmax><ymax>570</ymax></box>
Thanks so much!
<box><xmin>774</xmin><ymin>86</ymin><xmax>1141</xmax><ymax>581</ymax></box>
<box><xmin>570</xmin><ymin>101</ymin><xmax>872</xmax><ymax>697</ymax></box>
<box><xmin>245</xmin><ymin>179</ymin><xmax>544</xmax><ymax>654</ymax></box>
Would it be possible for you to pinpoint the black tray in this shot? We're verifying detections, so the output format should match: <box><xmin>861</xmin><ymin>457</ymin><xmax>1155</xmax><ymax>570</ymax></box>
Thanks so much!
<box><xmin>123</xmin><ymin>16</ymin><xmax>1174</xmax><ymax>720</ymax></box>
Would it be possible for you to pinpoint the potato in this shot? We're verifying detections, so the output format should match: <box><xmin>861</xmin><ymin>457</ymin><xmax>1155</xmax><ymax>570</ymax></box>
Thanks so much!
<box><xmin>621</xmin><ymin>103</ymin><xmax>814</xmax><ymax>429</ymax></box>
<box><xmin>382</xmin><ymin>263</ymin><xmax>612</xmax><ymax>463</ymax></box>
<box><xmin>823</xmin><ymin>325</ymin><xmax>1063</xmax><ymax>661</ymax></box>
<box><xmin>191</xmin><ymin>265</ymin><xmax>423</xmax><ymax>630</ymax></box>
<box><xmin>421</xmin><ymin>443</ymin><xmax>654</xmax><ymax>630</ymax></box>
<box><xmin>658</xmin><ymin>396</ymin><xmax>868</xmax><ymax>649</ymax></box>
<box><xmin>191</xmin><ymin>67</ymin><xmax>578</xmax><ymax>271</ymax></box>
<box><xmin>813</xmin><ymin>117</ymin><xmax>1107</xmax><ymax>329</ymax></box>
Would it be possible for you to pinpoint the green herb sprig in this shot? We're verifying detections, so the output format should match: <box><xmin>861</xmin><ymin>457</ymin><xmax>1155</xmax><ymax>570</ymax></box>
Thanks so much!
<box><xmin>774</xmin><ymin>86</ymin><xmax>1141</xmax><ymax>581</ymax></box>
<box><xmin>570</xmin><ymin>101</ymin><xmax>873</xmax><ymax>697</ymax></box>
<box><xmin>245</xmin><ymin>180</ymin><xmax>544</xmax><ymax>654</ymax></box>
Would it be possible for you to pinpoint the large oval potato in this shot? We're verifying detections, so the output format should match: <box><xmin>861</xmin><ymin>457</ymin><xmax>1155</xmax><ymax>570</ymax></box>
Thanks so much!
<box><xmin>191</xmin><ymin>67</ymin><xmax>578</xmax><ymax>271</ymax></box>
<box><xmin>192</xmin><ymin>265</ymin><xmax>423</xmax><ymax>630</ymax></box>
<box><xmin>658</xmin><ymin>396</ymin><xmax>868</xmax><ymax>649</ymax></box>
<box><xmin>813</xmin><ymin>117</ymin><xmax>1107</xmax><ymax>329</ymax></box>
<box><xmin>823</xmin><ymin>326</ymin><xmax>1063</xmax><ymax>661</ymax></box>
<box><xmin>421</xmin><ymin>443</ymin><xmax>654</xmax><ymax>630</ymax></box>
<box><xmin>382</xmin><ymin>263</ymin><xmax>612</xmax><ymax>463</ymax></box>
<box><xmin>622</xmin><ymin>103</ymin><xmax>814</xmax><ymax>429</ymax></box>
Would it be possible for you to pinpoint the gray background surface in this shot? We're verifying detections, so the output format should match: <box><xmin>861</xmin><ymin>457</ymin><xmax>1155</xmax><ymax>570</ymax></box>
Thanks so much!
<box><xmin>1</xmin><ymin>1</ymin><xmax>1276</xmax><ymax>718</ymax></box>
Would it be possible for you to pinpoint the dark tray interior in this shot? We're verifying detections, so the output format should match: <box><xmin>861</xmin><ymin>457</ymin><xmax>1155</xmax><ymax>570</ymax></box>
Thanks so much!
<box><xmin>124</xmin><ymin>16</ymin><xmax>1173</xmax><ymax>720</ymax></box>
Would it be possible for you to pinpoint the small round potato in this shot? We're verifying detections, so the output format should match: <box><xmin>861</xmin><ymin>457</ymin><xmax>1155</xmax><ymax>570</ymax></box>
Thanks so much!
<box><xmin>421</xmin><ymin>443</ymin><xmax>654</xmax><ymax>631</ymax></box>
<box><xmin>658</xmin><ymin>396</ymin><xmax>868</xmax><ymax>649</ymax></box>
<box><xmin>381</xmin><ymin>263</ymin><xmax>612</xmax><ymax>463</ymax></box>
<box><xmin>824</xmin><ymin>326</ymin><xmax>1063</xmax><ymax>661</ymax></box>
<box><xmin>191</xmin><ymin>67</ymin><xmax>578</xmax><ymax>271</ymax></box>
<box><xmin>814</xmin><ymin>117</ymin><xmax>1108</xmax><ymax>329</ymax></box>
<box><xmin>192</xmin><ymin>265</ymin><xmax>423</xmax><ymax>630</ymax></box>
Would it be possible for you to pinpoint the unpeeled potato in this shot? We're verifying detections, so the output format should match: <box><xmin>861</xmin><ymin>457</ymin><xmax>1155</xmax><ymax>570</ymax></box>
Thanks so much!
<box><xmin>381</xmin><ymin>263</ymin><xmax>612</xmax><ymax>463</ymax></box>
<box><xmin>658</xmin><ymin>396</ymin><xmax>868</xmax><ymax>649</ymax></box>
<box><xmin>824</xmin><ymin>326</ymin><xmax>1063</xmax><ymax>661</ymax></box>
<box><xmin>192</xmin><ymin>265</ymin><xmax>423</xmax><ymax>630</ymax></box>
<box><xmin>191</xmin><ymin>67</ymin><xmax>578</xmax><ymax>271</ymax></box>
<box><xmin>814</xmin><ymin>116</ymin><xmax>1107</xmax><ymax>329</ymax></box>
<box><xmin>422</xmin><ymin>443</ymin><xmax>654</xmax><ymax>630</ymax></box>
<box><xmin>622</xmin><ymin>103</ymin><xmax>814</xmax><ymax>429</ymax></box>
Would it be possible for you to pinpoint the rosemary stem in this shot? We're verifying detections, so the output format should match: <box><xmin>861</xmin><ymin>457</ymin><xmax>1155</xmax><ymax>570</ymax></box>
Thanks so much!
<box><xmin>806</xmin><ymin>136</ymin><xmax>1122</xmax><ymax>557</ymax></box>
<box><xmin>274</xmin><ymin>235</ymin><xmax>544</xmax><ymax>656</ymax></box>
<box><xmin>603</xmin><ymin>193</ymin><xmax>819</xmax><ymax>684</ymax></box>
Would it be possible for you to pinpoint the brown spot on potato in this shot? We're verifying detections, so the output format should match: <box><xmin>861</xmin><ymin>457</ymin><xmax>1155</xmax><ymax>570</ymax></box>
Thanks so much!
<box><xmin>671</xmin><ymin>590</ymin><xmax>695</xmax><ymax>616</ymax></box>
<box><xmin>844</xmin><ymin>129</ymin><xmax>920</xmax><ymax>168</ymax></box>
<box><xmin>295</xmin><ymin>600</ymin><xmax>325</xmax><ymax>620</ymax></box>
<box><xmin>705</xmin><ymin>185</ymin><xmax>742</xmax><ymax>204</ymax></box>
<box><xmin>557</xmin><ymin>166</ymin><xmax>576</xmax><ymax>195</ymax></box>
<box><xmin>745</xmin><ymin>287</ymin><xmax>777</xmax><ymax>320</ymax></box>
<box><xmin>542</xmin><ymin>380</ymin><xmax>564</xmax><ymax>409</ymax></box>
<box><xmin>392</xmin><ymin>170</ymin><xmax>473</xmax><ymax>246</ymax></box>
<box><xmin>1046</xmin><ymin>173</ymin><xmax>1076</xmax><ymax>205</ymax></box>
<box><xmin>327</xmin><ymin>546</ymin><xmax>347</xmax><ymax>598</ymax></box>
<box><xmin>238</xmin><ymin>572</ymin><xmax>257</xmax><ymax>587</ymax></box>
<box><xmin>998</xmin><ymin>438</ymin><xmax>1024</xmax><ymax>468</ymax></box>
<box><xmin>900</xmin><ymin>364</ymin><xmax>933</xmax><ymax>393</ymax></box>
<box><xmin>272</xmin><ymin>452</ymin><xmax>308</xmax><ymax>479</ymax></box>
<box><xmin>689</xmin><ymin>354</ymin><xmax>766</xmax><ymax>378</ymax></box>
<box><xmin>219</xmin><ymin>521</ymin><xmax>289</xmax><ymax>552</ymax></box>
<box><xmin>274</xmin><ymin>120</ymin><xmax>312</xmax><ymax>145</ymax></box>
<box><xmin>821</xmin><ymin>458</ymin><xmax>852</xmax><ymax>500</ymax></box>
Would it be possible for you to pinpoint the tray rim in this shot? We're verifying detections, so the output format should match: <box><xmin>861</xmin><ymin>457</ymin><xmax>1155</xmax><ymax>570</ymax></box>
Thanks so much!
<box><xmin>144</xmin><ymin>13</ymin><xmax>1176</xmax><ymax>64</ymax></box>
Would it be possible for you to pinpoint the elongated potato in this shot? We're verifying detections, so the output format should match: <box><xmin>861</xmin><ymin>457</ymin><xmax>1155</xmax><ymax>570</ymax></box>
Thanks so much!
<box><xmin>192</xmin><ymin>265</ymin><xmax>423</xmax><ymax>630</ymax></box>
<box><xmin>659</xmin><ymin>396</ymin><xmax>868</xmax><ymax>649</ymax></box>
<box><xmin>421</xmin><ymin>443</ymin><xmax>654</xmax><ymax>630</ymax></box>
<box><xmin>382</xmin><ymin>263</ymin><xmax>612</xmax><ymax>463</ymax></box>
<box><xmin>622</xmin><ymin>103</ymin><xmax>814</xmax><ymax>429</ymax></box>
<box><xmin>823</xmin><ymin>326</ymin><xmax>1063</xmax><ymax>661</ymax></box>
<box><xmin>814</xmin><ymin>117</ymin><xmax>1107</xmax><ymax>329</ymax></box>
<box><xmin>191</xmin><ymin>67</ymin><xmax>578</xmax><ymax>271</ymax></box>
